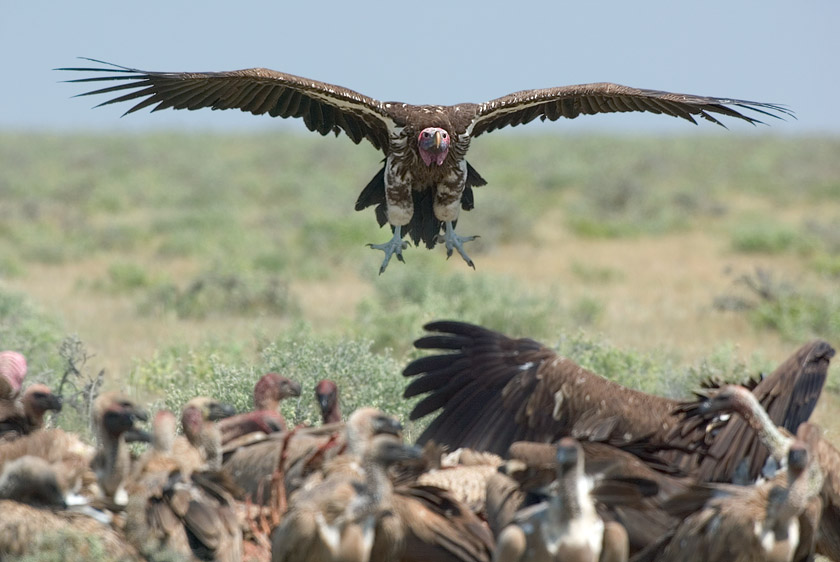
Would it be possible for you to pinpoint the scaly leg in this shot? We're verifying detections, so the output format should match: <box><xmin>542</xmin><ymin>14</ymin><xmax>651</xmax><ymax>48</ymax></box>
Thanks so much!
<box><xmin>440</xmin><ymin>221</ymin><xmax>477</xmax><ymax>269</ymax></box>
<box><xmin>367</xmin><ymin>225</ymin><xmax>409</xmax><ymax>275</ymax></box>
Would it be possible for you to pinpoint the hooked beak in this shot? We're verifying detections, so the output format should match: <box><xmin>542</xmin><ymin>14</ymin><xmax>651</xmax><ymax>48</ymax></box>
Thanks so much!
<box><xmin>207</xmin><ymin>402</ymin><xmax>237</xmax><ymax>421</ymax></box>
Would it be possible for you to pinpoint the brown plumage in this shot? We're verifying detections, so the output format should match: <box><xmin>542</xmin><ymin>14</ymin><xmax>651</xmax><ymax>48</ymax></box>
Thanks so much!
<box><xmin>636</xmin><ymin>440</ymin><xmax>823</xmax><ymax>562</ymax></box>
<box><xmin>90</xmin><ymin>391</ymin><xmax>149</xmax><ymax>505</ymax></box>
<box><xmin>179</xmin><ymin>396</ymin><xmax>237</xmax><ymax>471</ymax></box>
<box><xmin>675</xmin><ymin>385</ymin><xmax>840</xmax><ymax>561</ymax></box>
<box><xmin>403</xmin><ymin>321</ymin><xmax>834</xmax><ymax>488</ymax></box>
<box><xmin>60</xmin><ymin>60</ymin><xmax>791</xmax><ymax>272</ymax></box>
<box><xmin>222</xmin><ymin>407</ymin><xmax>400</xmax><ymax>505</ymax></box>
<box><xmin>494</xmin><ymin>438</ymin><xmax>634</xmax><ymax>562</ymax></box>
<box><xmin>488</xmin><ymin>441</ymin><xmax>671</xmax><ymax>556</ymax></box>
<box><xmin>0</xmin><ymin>383</ymin><xmax>63</xmax><ymax>440</ymax></box>
<box><xmin>270</xmin><ymin>434</ymin><xmax>423</xmax><ymax>562</ymax></box>
<box><xmin>672</xmin><ymin>340</ymin><xmax>834</xmax><ymax>483</ymax></box>
<box><xmin>218</xmin><ymin>373</ymin><xmax>302</xmax><ymax>444</ymax></box>
<box><xmin>316</xmin><ymin>379</ymin><xmax>342</xmax><ymax>424</ymax></box>
<box><xmin>125</xmin><ymin>402</ymin><xmax>243</xmax><ymax>562</ymax></box>
<box><xmin>0</xmin><ymin>455</ymin><xmax>140</xmax><ymax>560</ymax></box>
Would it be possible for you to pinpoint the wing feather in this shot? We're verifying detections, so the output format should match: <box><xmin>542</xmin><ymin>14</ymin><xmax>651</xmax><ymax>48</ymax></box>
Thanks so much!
<box><xmin>58</xmin><ymin>58</ymin><xmax>395</xmax><ymax>151</ymax></box>
<box><xmin>465</xmin><ymin>82</ymin><xmax>793</xmax><ymax>137</ymax></box>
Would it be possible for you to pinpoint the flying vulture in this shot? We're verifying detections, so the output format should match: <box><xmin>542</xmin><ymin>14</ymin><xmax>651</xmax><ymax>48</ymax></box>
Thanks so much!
<box><xmin>59</xmin><ymin>59</ymin><xmax>792</xmax><ymax>272</ymax></box>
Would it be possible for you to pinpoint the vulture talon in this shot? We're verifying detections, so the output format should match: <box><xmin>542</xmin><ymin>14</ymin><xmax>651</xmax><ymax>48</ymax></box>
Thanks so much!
<box><xmin>443</xmin><ymin>221</ymin><xmax>477</xmax><ymax>269</ymax></box>
<box><xmin>368</xmin><ymin>225</ymin><xmax>408</xmax><ymax>275</ymax></box>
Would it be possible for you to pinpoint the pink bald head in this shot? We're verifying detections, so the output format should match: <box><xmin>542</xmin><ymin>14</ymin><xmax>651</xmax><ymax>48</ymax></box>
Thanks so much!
<box><xmin>0</xmin><ymin>351</ymin><xmax>27</xmax><ymax>399</ymax></box>
<box><xmin>417</xmin><ymin>127</ymin><xmax>450</xmax><ymax>167</ymax></box>
<box><xmin>253</xmin><ymin>373</ymin><xmax>302</xmax><ymax>410</ymax></box>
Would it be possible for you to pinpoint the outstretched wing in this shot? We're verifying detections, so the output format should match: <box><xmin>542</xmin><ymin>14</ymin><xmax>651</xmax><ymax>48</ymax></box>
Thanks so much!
<box><xmin>402</xmin><ymin>321</ymin><xmax>680</xmax><ymax>455</ymax></box>
<box><xmin>58</xmin><ymin>58</ymin><xmax>396</xmax><ymax>151</ymax></box>
<box><xmin>465</xmin><ymin>82</ymin><xmax>794</xmax><ymax>137</ymax></box>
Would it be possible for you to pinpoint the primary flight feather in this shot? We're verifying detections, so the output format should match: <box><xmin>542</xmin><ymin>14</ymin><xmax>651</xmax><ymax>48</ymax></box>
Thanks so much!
<box><xmin>59</xmin><ymin>59</ymin><xmax>792</xmax><ymax>272</ymax></box>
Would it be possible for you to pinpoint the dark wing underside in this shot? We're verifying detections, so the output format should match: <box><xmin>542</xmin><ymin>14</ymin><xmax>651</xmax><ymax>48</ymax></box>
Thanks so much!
<box><xmin>58</xmin><ymin>59</ymin><xmax>395</xmax><ymax>151</ymax></box>
<box><xmin>402</xmin><ymin>321</ymin><xmax>679</xmax><ymax>456</ymax></box>
<box><xmin>675</xmin><ymin>339</ymin><xmax>834</xmax><ymax>483</ymax></box>
<box><xmin>464</xmin><ymin>83</ymin><xmax>793</xmax><ymax>137</ymax></box>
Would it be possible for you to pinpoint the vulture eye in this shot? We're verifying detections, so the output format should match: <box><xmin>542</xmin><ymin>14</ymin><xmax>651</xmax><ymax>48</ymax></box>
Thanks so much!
<box><xmin>422</xmin><ymin>131</ymin><xmax>431</xmax><ymax>138</ymax></box>
<box><xmin>441</xmin><ymin>132</ymin><xmax>448</xmax><ymax>138</ymax></box>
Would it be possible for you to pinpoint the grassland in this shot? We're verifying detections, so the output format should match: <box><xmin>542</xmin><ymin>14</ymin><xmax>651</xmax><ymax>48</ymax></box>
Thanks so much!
<box><xmin>1</xmin><ymin>131</ymin><xmax>839</xmax><ymax>440</ymax></box>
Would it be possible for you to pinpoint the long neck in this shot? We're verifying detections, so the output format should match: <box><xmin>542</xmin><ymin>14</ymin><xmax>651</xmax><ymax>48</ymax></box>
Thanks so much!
<box><xmin>98</xmin><ymin>432</ymin><xmax>129</xmax><ymax>497</ymax></box>
<box><xmin>352</xmin><ymin>457</ymin><xmax>391</xmax><ymax>519</ymax></box>
<box><xmin>199</xmin><ymin>424</ymin><xmax>223</xmax><ymax>470</ymax></box>
<box><xmin>736</xmin><ymin>392</ymin><xmax>792</xmax><ymax>463</ymax></box>
<box><xmin>324</xmin><ymin>400</ymin><xmax>341</xmax><ymax>424</ymax></box>
<box><xmin>550</xmin><ymin>462</ymin><xmax>593</xmax><ymax>523</ymax></box>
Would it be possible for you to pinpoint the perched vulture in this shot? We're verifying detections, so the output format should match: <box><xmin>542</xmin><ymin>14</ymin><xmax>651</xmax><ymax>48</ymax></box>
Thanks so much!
<box><xmin>90</xmin><ymin>391</ymin><xmax>149</xmax><ymax>505</ymax></box>
<box><xmin>0</xmin><ymin>455</ymin><xmax>141</xmax><ymax>561</ymax></box>
<box><xmin>315</xmin><ymin>379</ymin><xmax>342</xmax><ymax>424</ymax></box>
<box><xmin>677</xmin><ymin>385</ymin><xmax>840</xmax><ymax>561</ymax></box>
<box><xmin>493</xmin><ymin>438</ymin><xmax>637</xmax><ymax>562</ymax></box>
<box><xmin>0</xmin><ymin>383</ymin><xmax>63</xmax><ymax>440</ymax></box>
<box><xmin>402</xmin><ymin>321</ymin><xmax>834</xmax><ymax>486</ymax></box>
<box><xmin>217</xmin><ymin>373</ymin><xmax>301</xmax><ymax>444</ymax></box>
<box><xmin>635</xmin><ymin>440</ymin><xmax>824</xmax><ymax>562</ymax></box>
<box><xmin>59</xmin><ymin>60</ymin><xmax>791</xmax><ymax>272</ymax></box>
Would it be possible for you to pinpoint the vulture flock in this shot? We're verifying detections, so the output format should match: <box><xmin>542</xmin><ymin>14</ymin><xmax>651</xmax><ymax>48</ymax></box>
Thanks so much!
<box><xmin>1</xmin><ymin>321</ymin><xmax>839</xmax><ymax>562</ymax></box>
<box><xmin>12</xmin><ymin>58</ymin><xmax>824</xmax><ymax>561</ymax></box>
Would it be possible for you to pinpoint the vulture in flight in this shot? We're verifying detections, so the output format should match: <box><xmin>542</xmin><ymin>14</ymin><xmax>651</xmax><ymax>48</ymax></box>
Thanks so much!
<box><xmin>59</xmin><ymin>59</ymin><xmax>792</xmax><ymax>272</ymax></box>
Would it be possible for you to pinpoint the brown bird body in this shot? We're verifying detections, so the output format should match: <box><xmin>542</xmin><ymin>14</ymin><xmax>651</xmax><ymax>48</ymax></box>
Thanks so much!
<box><xmin>638</xmin><ymin>441</ymin><xmax>823</xmax><ymax>562</ymax></box>
<box><xmin>218</xmin><ymin>373</ymin><xmax>302</xmax><ymax>444</ymax></box>
<box><xmin>125</xmin><ymin>400</ymin><xmax>243</xmax><ymax>562</ymax></box>
<box><xmin>90</xmin><ymin>391</ymin><xmax>149</xmax><ymax>504</ymax></box>
<box><xmin>316</xmin><ymin>379</ymin><xmax>342</xmax><ymax>424</ymax></box>
<box><xmin>0</xmin><ymin>383</ymin><xmax>63</xmax><ymax>440</ymax></box>
<box><xmin>494</xmin><ymin>438</ymin><xmax>631</xmax><ymax>562</ymax></box>
<box><xmin>0</xmin><ymin>455</ymin><xmax>140</xmax><ymax>560</ymax></box>
<box><xmin>60</xmin><ymin>60</ymin><xmax>791</xmax><ymax>272</ymax></box>
<box><xmin>403</xmin><ymin>321</ymin><xmax>834</xmax><ymax>489</ymax></box>
<box><xmin>270</xmin><ymin>434</ymin><xmax>422</xmax><ymax>562</ymax></box>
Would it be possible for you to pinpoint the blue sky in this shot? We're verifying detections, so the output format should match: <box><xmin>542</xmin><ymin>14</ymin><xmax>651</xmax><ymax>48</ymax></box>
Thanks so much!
<box><xmin>3</xmin><ymin>1</ymin><xmax>838</xmax><ymax>135</ymax></box>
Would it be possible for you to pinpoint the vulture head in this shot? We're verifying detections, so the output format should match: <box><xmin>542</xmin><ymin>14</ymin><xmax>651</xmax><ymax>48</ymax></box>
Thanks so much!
<box><xmin>314</xmin><ymin>379</ymin><xmax>340</xmax><ymax>423</ymax></box>
<box><xmin>93</xmin><ymin>392</ymin><xmax>149</xmax><ymax>441</ymax></box>
<box><xmin>0</xmin><ymin>351</ymin><xmax>27</xmax><ymax>400</ymax></box>
<box><xmin>417</xmin><ymin>127</ymin><xmax>450</xmax><ymax>166</ymax></box>
<box><xmin>21</xmin><ymin>384</ymin><xmax>63</xmax><ymax>427</ymax></box>
<box><xmin>365</xmin><ymin>433</ymin><xmax>423</xmax><ymax>467</ymax></box>
<box><xmin>253</xmin><ymin>373</ymin><xmax>301</xmax><ymax>411</ymax></box>
<box><xmin>0</xmin><ymin>455</ymin><xmax>66</xmax><ymax>508</ymax></box>
<box><xmin>345</xmin><ymin>407</ymin><xmax>403</xmax><ymax>456</ymax></box>
<box><xmin>182</xmin><ymin>397</ymin><xmax>236</xmax><ymax>470</ymax></box>
<box><xmin>555</xmin><ymin>437</ymin><xmax>585</xmax><ymax>478</ymax></box>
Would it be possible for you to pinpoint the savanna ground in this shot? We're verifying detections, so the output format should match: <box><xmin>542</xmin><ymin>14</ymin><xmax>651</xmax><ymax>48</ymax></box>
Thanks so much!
<box><xmin>1</xmin><ymin>132</ymin><xmax>839</xmax><ymax>445</ymax></box>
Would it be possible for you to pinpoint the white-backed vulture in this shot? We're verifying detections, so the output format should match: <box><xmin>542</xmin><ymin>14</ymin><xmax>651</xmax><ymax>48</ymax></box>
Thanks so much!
<box><xmin>0</xmin><ymin>350</ymin><xmax>27</xmax><ymax>400</ymax></box>
<box><xmin>0</xmin><ymin>455</ymin><xmax>140</xmax><ymax>560</ymax></box>
<box><xmin>175</xmin><ymin>396</ymin><xmax>237</xmax><ymax>472</ymax></box>
<box><xmin>61</xmin><ymin>60</ymin><xmax>790</xmax><ymax>273</ymax></box>
<box><xmin>486</xmin><ymin>440</ymin><xmax>684</xmax><ymax>556</ymax></box>
<box><xmin>671</xmin><ymin>340</ymin><xmax>834</xmax><ymax>483</ymax></box>
<box><xmin>402</xmin><ymin>321</ymin><xmax>834</xmax><ymax>486</ymax></box>
<box><xmin>125</xmin><ymin>402</ymin><xmax>243</xmax><ymax>562</ymax></box>
<box><xmin>270</xmin><ymin>434</ymin><xmax>423</xmax><ymax>562</ymax></box>
<box><xmin>635</xmin><ymin>440</ymin><xmax>823</xmax><ymax>562</ymax></box>
<box><xmin>223</xmin><ymin>407</ymin><xmax>401</xmax><ymax>505</ymax></box>
<box><xmin>676</xmin><ymin>385</ymin><xmax>840</xmax><ymax>561</ymax></box>
<box><xmin>494</xmin><ymin>438</ymin><xmax>633</xmax><ymax>562</ymax></box>
<box><xmin>90</xmin><ymin>391</ymin><xmax>149</xmax><ymax>505</ymax></box>
<box><xmin>316</xmin><ymin>379</ymin><xmax>342</xmax><ymax>424</ymax></box>
<box><xmin>218</xmin><ymin>373</ymin><xmax>301</xmax><ymax>445</ymax></box>
<box><xmin>0</xmin><ymin>383</ymin><xmax>63</xmax><ymax>440</ymax></box>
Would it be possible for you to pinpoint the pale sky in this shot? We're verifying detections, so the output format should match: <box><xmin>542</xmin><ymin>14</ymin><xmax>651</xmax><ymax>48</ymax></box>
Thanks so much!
<box><xmin>3</xmin><ymin>0</ymin><xmax>838</xmax><ymax>135</ymax></box>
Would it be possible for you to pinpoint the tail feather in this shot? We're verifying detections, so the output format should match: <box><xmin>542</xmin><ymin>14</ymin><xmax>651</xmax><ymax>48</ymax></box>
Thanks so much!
<box><xmin>354</xmin><ymin>162</ymin><xmax>485</xmax><ymax>248</ymax></box>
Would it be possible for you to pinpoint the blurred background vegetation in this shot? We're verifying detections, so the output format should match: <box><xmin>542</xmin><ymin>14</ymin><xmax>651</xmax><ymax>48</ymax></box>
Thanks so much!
<box><xmin>1</xmin><ymin>132</ymin><xmax>838</xmax><ymax>439</ymax></box>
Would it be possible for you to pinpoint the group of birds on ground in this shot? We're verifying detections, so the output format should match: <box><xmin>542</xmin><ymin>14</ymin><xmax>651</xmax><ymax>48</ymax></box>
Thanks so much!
<box><xmin>1</xmin><ymin>320</ymin><xmax>839</xmax><ymax>562</ymax></box>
